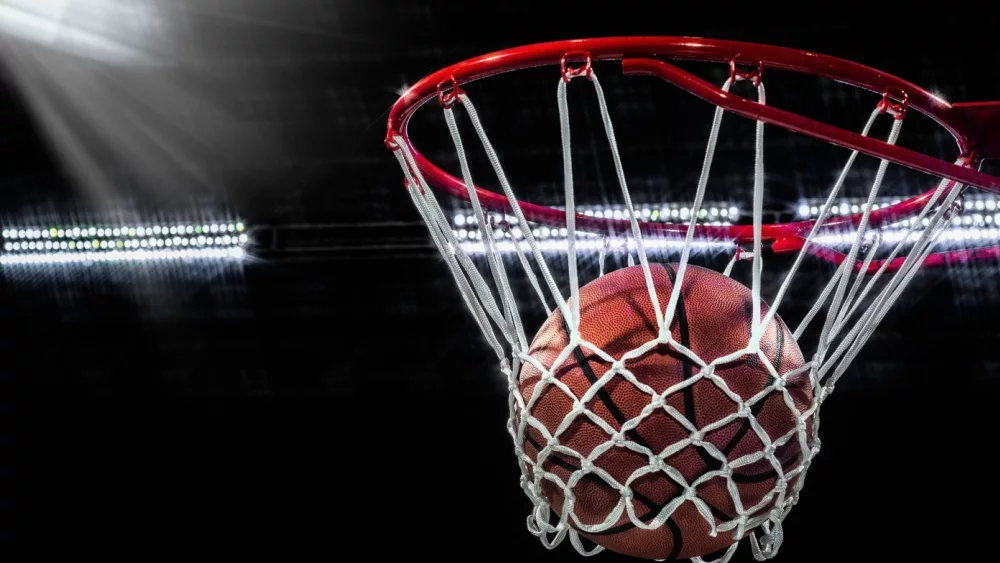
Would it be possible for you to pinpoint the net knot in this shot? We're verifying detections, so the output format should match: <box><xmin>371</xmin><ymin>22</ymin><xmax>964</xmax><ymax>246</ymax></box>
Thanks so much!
<box><xmin>568</xmin><ymin>331</ymin><xmax>581</xmax><ymax>349</ymax></box>
<box><xmin>689</xmin><ymin>430</ymin><xmax>705</xmax><ymax>447</ymax></box>
<box><xmin>650</xmin><ymin>455</ymin><xmax>667</xmax><ymax>470</ymax></box>
<box><xmin>620</xmin><ymin>486</ymin><xmax>633</xmax><ymax>500</ymax></box>
<box><xmin>611</xmin><ymin>359</ymin><xmax>626</xmax><ymax>373</ymax></box>
<box><xmin>657</xmin><ymin>329</ymin><xmax>672</xmax><ymax>344</ymax></box>
<box><xmin>580</xmin><ymin>458</ymin><xmax>594</xmax><ymax>472</ymax></box>
<box><xmin>611</xmin><ymin>432</ymin><xmax>627</xmax><ymax>446</ymax></box>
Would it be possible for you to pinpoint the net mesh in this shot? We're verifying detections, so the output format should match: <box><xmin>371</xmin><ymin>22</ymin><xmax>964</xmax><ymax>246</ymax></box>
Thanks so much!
<box><xmin>390</xmin><ymin>65</ymin><xmax>970</xmax><ymax>562</ymax></box>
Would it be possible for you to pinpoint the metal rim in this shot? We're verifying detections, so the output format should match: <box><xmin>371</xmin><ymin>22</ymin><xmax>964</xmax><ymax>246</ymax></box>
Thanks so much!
<box><xmin>386</xmin><ymin>36</ymin><xmax>1000</xmax><ymax>252</ymax></box>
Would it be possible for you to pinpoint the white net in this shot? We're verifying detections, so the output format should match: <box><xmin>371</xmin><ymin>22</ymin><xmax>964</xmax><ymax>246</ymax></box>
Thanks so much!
<box><xmin>389</xmin><ymin>64</ymin><xmax>971</xmax><ymax>562</ymax></box>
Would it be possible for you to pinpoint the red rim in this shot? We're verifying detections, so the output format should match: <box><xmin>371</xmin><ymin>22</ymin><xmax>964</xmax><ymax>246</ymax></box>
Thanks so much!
<box><xmin>386</xmin><ymin>37</ymin><xmax>1000</xmax><ymax>252</ymax></box>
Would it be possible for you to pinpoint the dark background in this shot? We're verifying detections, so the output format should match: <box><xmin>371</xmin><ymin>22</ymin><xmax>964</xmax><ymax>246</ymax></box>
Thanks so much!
<box><xmin>3</xmin><ymin>1</ymin><xmax>1000</xmax><ymax>561</ymax></box>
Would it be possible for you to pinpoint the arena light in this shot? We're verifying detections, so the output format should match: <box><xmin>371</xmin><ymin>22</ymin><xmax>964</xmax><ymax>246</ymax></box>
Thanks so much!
<box><xmin>450</xmin><ymin>203</ymin><xmax>739</xmax><ymax>230</ymax></box>
<box><xmin>796</xmin><ymin>195</ymin><xmax>1000</xmax><ymax>219</ymax></box>
<box><xmin>1</xmin><ymin>221</ymin><xmax>248</xmax><ymax>264</ymax></box>
<box><xmin>812</xmin><ymin>226</ymin><xmax>1000</xmax><ymax>246</ymax></box>
<box><xmin>458</xmin><ymin>237</ymin><xmax>732</xmax><ymax>255</ymax></box>
<box><xmin>456</xmin><ymin>225</ymin><xmax>1000</xmax><ymax>256</ymax></box>
<box><xmin>0</xmin><ymin>0</ymin><xmax>163</xmax><ymax>65</ymax></box>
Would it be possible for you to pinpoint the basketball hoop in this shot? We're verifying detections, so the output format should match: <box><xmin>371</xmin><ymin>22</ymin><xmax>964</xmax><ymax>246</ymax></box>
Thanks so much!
<box><xmin>385</xmin><ymin>37</ymin><xmax>1000</xmax><ymax>561</ymax></box>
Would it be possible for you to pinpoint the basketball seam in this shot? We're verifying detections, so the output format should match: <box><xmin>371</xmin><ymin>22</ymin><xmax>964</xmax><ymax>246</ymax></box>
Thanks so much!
<box><xmin>662</xmin><ymin>265</ymin><xmax>698</xmax><ymax>426</ymax></box>
<box><xmin>718</xmin><ymin>299</ymin><xmax>788</xmax><ymax>482</ymax></box>
<box><xmin>558</xmin><ymin>313</ymin><xmax>654</xmax><ymax>451</ymax></box>
<box><xmin>663</xmin><ymin>265</ymin><xmax>725</xmax><ymax>476</ymax></box>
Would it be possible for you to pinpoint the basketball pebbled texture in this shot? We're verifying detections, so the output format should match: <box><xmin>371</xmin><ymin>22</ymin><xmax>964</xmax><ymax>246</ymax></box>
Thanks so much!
<box><xmin>516</xmin><ymin>264</ymin><xmax>813</xmax><ymax>560</ymax></box>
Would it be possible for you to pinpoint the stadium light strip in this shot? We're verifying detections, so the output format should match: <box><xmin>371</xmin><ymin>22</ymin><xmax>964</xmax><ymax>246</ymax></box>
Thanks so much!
<box><xmin>452</xmin><ymin>203</ymin><xmax>740</xmax><ymax>229</ymax></box>
<box><xmin>458</xmin><ymin>238</ymin><xmax>733</xmax><ymax>254</ymax></box>
<box><xmin>1</xmin><ymin>221</ymin><xmax>248</xmax><ymax>264</ymax></box>
<box><xmin>456</xmin><ymin>226</ymin><xmax>1000</xmax><ymax>255</ymax></box>
<box><xmin>796</xmin><ymin>194</ymin><xmax>1000</xmax><ymax>220</ymax></box>
<box><xmin>812</xmin><ymin>226</ymin><xmax>1000</xmax><ymax>246</ymax></box>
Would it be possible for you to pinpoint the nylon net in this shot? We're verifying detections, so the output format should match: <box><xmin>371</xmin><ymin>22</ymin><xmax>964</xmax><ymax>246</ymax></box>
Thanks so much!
<box><xmin>389</xmin><ymin>65</ymin><xmax>971</xmax><ymax>562</ymax></box>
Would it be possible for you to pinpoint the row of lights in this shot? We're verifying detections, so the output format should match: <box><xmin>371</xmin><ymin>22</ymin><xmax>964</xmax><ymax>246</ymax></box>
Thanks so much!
<box><xmin>580</xmin><ymin>205</ymin><xmax>739</xmax><ymax>222</ymax></box>
<box><xmin>4</xmin><ymin>234</ymin><xmax>248</xmax><ymax>253</ymax></box>
<box><xmin>0</xmin><ymin>222</ymin><xmax>249</xmax><ymax>264</ymax></box>
<box><xmin>2</xmin><ymin>222</ymin><xmax>245</xmax><ymax>240</ymax></box>
<box><xmin>458</xmin><ymin>238</ymin><xmax>733</xmax><ymax>254</ymax></box>
<box><xmin>797</xmin><ymin>196</ymin><xmax>1000</xmax><ymax>219</ymax></box>
<box><xmin>814</xmin><ymin>226</ymin><xmax>1000</xmax><ymax>246</ymax></box>
<box><xmin>453</xmin><ymin>221</ymin><xmax>733</xmax><ymax>242</ymax></box>
<box><xmin>458</xmin><ymin>226</ymin><xmax>1000</xmax><ymax>255</ymax></box>
<box><xmin>452</xmin><ymin>204</ymin><xmax>740</xmax><ymax>228</ymax></box>
<box><xmin>797</xmin><ymin>200</ymin><xmax>899</xmax><ymax>218</ymax></box>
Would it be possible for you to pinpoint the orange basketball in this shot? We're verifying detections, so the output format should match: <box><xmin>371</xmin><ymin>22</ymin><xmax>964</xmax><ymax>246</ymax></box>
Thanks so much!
<box><xmin>516</xmin><ymin>264</ymin><xmax>813</xmax><ymax>560</ymax></box>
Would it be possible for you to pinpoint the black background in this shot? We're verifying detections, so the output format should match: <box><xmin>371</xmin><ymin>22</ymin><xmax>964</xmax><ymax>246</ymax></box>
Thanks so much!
<box><xmin>3</xmin><ymin>1</ymin><xmax>1000</xmax><ymax>561</ymax></box>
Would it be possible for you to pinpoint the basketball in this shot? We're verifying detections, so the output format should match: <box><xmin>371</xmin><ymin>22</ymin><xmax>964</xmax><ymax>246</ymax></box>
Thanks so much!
<box><xmin>517</xmin><ymin>264</ymin><xmax>814</xmax><ymax>560</ymax></box>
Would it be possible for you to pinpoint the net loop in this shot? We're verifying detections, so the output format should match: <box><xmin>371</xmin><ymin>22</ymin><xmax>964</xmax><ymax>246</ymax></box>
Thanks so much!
<box><xmin>748</xmin><ymin>511</ymin><xmax>785</xmax><ymax>561</ymax></box>
<box><xmin>692</xmin><ymin>542</ymin><xmax>740</xmax><ymax>563</ymax></box>
<box><xmin>568</xmin><ymin>530</ymin><xmax>604</xmax><ymax>556</ymax></box>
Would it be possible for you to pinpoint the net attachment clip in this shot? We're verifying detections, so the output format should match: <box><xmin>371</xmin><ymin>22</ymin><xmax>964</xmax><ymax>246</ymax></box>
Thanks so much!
<box><xmin>437</xmin><ymin>75</ymin><xmax>465</xmax><ymax>109</ymax></box>
<box><xmin>859</xmin><ymin>231</ymin><xmax>883</xmax><ymax>257</ymax></box>
<box><xmin>402</xmin><ymin>177</ymin><xmax>424</xmax><ymax>195</ymax></box>
<box><xmin>877</xmin><ymin>87</ymin><xmax>909</xmax><ymax>119</ymax></box>
<box><xmin>561</xmin><ymin>51</ymin><xmax>594</xmax><ymax>82</ymax></box>
<box><xmin>945</xmin><ymin>193</ymin><xmax>965</xmax><ymax>222</ymax></box>
<box><xmin>730</xmin><ymin>54</ymin><xmax>764</xmax><ymax>87</ymax></box>
<box><xmin>488</xmin><ymin>214</ymin><xmax>512</xmax><ymax>233</ymax></box>
<box><xmin>733</xmin><ymin>245</ymin><xmax>756</xmax><ymax>262</ymax></box>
